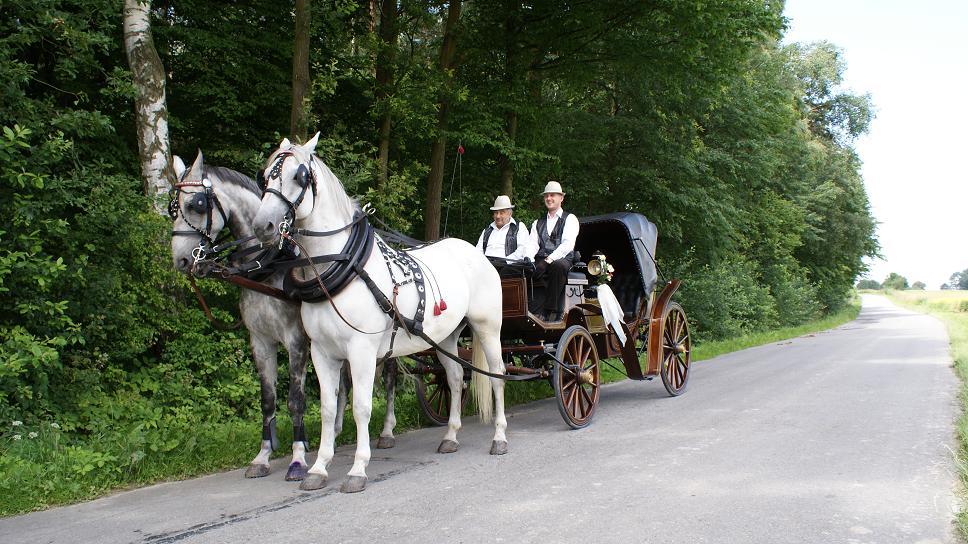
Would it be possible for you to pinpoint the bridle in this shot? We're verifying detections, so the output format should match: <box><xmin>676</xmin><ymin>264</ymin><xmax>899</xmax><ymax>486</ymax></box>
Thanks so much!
<box><xmin>257</xmin><ymin>150</ymin><xmax>317</xmax><ymax>241</ymax></box>
<box><xmin>169</xmin><ymin>170</ymin><xmax>230</xmax><ymax>264</ymax></box>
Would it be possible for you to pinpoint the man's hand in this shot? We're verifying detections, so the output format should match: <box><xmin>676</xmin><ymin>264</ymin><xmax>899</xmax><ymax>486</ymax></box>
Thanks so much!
<box><xmin>544</xmin><ymin>256</ymin><xmax>553</xmax><ymax>264</ymax></box>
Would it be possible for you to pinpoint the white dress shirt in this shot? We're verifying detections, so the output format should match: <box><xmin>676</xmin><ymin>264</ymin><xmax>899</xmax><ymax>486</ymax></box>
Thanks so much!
<box><xmin>530</xmin><ymin>208</ymin><xmax>580</xmax><ymax>263</ymax></box>
<box><xmin>476</xmin><ymin>218</ymin><xmax>534</xmax><ymax>261</ymax></box>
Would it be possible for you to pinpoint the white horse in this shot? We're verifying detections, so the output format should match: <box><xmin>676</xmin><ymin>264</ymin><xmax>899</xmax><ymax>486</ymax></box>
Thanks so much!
<box><xmin>251</xmin><ymin>134</ymin><xmax>509</xmax><ymax>493</ymax></box>
<box><xmin>170</xmin><ymin>152</ymin><xmax>398</xmax><ymax>480</ymax></box>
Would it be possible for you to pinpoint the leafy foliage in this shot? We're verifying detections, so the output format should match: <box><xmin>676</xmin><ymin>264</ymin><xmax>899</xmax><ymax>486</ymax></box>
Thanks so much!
<box><xmin>883</xmin><ymin>272</ymin><xmax>909</xmax><ymax>290</ymax></box>
<box><xmin>857</xmin><ymin>279</ymin><xmax>881</xmax><ymax>290</ymax></box>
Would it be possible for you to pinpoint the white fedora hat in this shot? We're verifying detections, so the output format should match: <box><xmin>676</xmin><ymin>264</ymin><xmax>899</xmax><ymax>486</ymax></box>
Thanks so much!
<box><xmin>541</xmin><ymin>181</ymin><xmax>565</xmax><ymax>195</ymax></box>
<box><xmin>490</xmin><ymin>194</ymin><xmax>515</xmax><ymax>210</ymax></box>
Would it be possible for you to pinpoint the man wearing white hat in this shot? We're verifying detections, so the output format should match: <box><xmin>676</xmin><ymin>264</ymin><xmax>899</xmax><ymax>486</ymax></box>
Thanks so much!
<box><xmin>529</xmin><ymin>181</ymin><xmax>580</xmax><ymax>322</ymax></box>
<box><xmin>476</xmin><ymin>195</ymin><xmax>534</xmax><ymax>264</ymax></box>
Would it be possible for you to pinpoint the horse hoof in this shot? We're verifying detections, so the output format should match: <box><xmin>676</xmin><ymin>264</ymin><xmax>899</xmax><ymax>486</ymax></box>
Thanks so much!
<box><xmin>376</xmin><ymin>436</ymin><xmax>395</xmax><ymax>449</ymax></box>
<box><xmin>490</xmin><ymin>440</ymin><xmax>508</xmax><ymax>455</ymax></box>
<box><xmin>340</xmin><ymin>475</ymin><xmax>367</xmax><ymax>493</ymax></box>
<box><xmin>298</xmin><ymin>474</ymin><xmax>327</xmax><ymax>491</ymax></box>
<box><xmin>437</xmin><ymin>439</ymin><xmax>460</xmax><ymax>454</ymax></box>
<box><xmin>244</xmin><ymin>464</ymin><xmax>271</xmax><ymax>478</ymax></box>
<box><xmin>285</xmin><ymin>462</ymin><xmax>308</xmax><ymax>481</ymax></box>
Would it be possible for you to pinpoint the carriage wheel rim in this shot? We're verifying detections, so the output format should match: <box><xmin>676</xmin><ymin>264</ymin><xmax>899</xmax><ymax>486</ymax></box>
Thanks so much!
<box><xmin>661</xmin><ymin>305</ymin><xmax>690</xmax><ymax>393</ymax></box>
<box><xmin>556</xmin><ymin>328</ymin><xmax>600</xmax><ymax>425</ymax></box>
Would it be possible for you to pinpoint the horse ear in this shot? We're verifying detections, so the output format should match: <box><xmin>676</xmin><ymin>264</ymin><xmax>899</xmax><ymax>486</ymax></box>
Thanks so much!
<box><xmin>172</xmin><ymin>155</ymin><xmax>186</xmax><ymax>179</ymax></box>
<box><xmin>281</xmin><ymin>137</ymin><xmax>291</xmax><ymax>148</ymax></box>
<box><xmin>302</xmin><ymin>132</ymin><xmax>320</xmax><ymax>153</ymax></box>
<box><xmin>189</xmin><ymin>150</ymin><xmax>204</xmax><ymax>176</ymax></box>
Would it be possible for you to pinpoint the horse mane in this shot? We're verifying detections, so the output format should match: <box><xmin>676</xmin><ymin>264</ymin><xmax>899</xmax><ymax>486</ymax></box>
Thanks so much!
<box><xmin>205</xmin><ymin>165</ymin><xmax>262</xmax><ymax>196</ymax></box>
<box><xmin>311</xmin><ymin>156</ymin><xmax>358</xmax><ymax>220</ymax></box>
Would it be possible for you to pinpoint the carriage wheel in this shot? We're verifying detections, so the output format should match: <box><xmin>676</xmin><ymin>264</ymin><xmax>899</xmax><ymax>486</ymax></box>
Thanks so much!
<box><xmin>415</xmin><ymin>363</ymin><xmax>468</xmax><ymax>426</ymax></box>
<box><xmin>552</xmin><ymin>325</ymin><xmax>601</xmax><ymax>429</ymax></box>
<box><xmin>659</xmin><ymin>302</ymin><xmax>691</xmax><ymax>396</ymax></box>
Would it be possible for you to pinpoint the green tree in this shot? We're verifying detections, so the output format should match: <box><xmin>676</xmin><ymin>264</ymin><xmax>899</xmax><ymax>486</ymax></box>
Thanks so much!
<box><xmin>947</xmin><ymin>268</ymin><xmax>968</xmax><ymax>290</ymax></box>
<box><xmin>883</xmin><ymin>273</ymin><xmax>909</xmax><ymax>290</ymax></box>
<box><xmin>857</xmin><ymin>279</ymin><xmax>881</xmax><ymax>290</ymax></box>
<box><xmin>911</xmin><ymin>281</ymin><xmax>926</xmax><ymax>290</ymax></box>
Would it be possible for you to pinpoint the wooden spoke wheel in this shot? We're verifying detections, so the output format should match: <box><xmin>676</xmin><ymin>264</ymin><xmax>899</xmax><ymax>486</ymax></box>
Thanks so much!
<box><xmin>415</xmin><ymin>362</ymin><xmax>468</xmax><ymax>426</ymax></box>
<box><xmin>552</xmin><ymin>325</ymin><xmax>601</xmax><ymax>429</ymax></box>
<box><xmin>659</xmin><ymin>302</ymin><xmax>691</xmax><ymax>396</ymax></box>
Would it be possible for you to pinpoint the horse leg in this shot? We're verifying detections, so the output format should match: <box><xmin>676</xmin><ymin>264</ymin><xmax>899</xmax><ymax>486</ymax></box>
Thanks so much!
<box><xmin>298</xmin><ymin>345</ymin><xmax>342</xmax><ymax>491</ymax></box>
<box><xmin>341</xmin><ymin>348</ymin><xmax>378</xmax><ymax>493</ymax></box>
<box><xmin>436</xmin><ymin>331</ymin><xmax>464</xmax><ymax>454</ymax></box>
<box><xmin>245</xmin><ymin>334</ymin><xmax>278</xmax><ymax>478</ymax></box>
<box><xmin>335</xmin><ymin>362</ymin><xmax>349</xmax><ymax>438</ymax></box>
<box><xmin>376</xmin><ymin>358</ymin><xmax>397</xmax><ymax>449</ymax></box>
<box><xmin>284</xmin><ymin>338</ymin><xmax>310</xmax><ymax>481</ymax></box>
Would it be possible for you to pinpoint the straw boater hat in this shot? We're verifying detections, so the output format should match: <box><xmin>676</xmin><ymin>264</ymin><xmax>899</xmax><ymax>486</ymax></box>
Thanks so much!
<box><xmin>490</xmin><ymin>195</ymin><xmax>514</xmax><ymax>211</ymax></box>
<box><xmin>541</xmin><ymin>181</ymin><xmax>565</xmax><ymax>195</ymax></box>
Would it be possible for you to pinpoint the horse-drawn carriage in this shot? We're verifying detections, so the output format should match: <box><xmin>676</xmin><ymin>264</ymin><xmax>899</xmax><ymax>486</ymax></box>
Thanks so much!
<box><xmin>409</xmin><ymin>212</ymin><xmax>692</xmax><ymax>429</ymax></box>
<box><xmin>171</xmin><ymin>138</ymin><xmax>692</xmax><ymax>492</ymax></box>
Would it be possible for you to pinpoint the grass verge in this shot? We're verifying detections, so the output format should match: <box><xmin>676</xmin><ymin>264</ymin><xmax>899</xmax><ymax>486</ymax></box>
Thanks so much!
<box><xmin>879</xmin><ymin>289</ymin><xmax>968</xmax><ymax>537</ymax></box>
<box><xmin>0</xmin><ymin>297</ymin><xmax>862</xmax><ymax>517</ymax></box>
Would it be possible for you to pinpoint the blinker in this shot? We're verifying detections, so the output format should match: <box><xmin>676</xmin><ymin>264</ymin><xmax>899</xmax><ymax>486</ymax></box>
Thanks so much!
<box><xmin>296</xmin><ymin>164</ymin><xmax>310</xmax><ymax>188</ymax></box>
<box><xmin>189</xmin><ymin>192</ymin><xmax>211</xmax><ymax>213</ymax></box>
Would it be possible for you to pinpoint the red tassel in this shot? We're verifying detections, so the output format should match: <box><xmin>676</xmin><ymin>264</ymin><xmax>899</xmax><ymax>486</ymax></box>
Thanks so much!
<box><xmin>439</xmin><ymin>299</ymin><xmax>447</xmax><ymax>311</ymax></box>
<box><xmin>433</xmin><ymin>302</ymin><xmax>441</xmax><ymax>316</ymax></box>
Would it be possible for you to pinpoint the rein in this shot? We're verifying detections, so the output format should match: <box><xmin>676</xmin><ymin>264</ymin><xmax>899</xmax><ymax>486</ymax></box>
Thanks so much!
<box><xmin>188</xmin><ymin>275</ymin><xmax>244</xmax><ymax>330</ymax></box>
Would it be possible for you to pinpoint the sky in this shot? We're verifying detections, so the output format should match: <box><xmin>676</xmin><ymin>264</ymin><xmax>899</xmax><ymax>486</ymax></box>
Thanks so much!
<box><xmin>782</xmin><ymin>0</ymin><xmax>968</xmax><ymax>288</ymax></box>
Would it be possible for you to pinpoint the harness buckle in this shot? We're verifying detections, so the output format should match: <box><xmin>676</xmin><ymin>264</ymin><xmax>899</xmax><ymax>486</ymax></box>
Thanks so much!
<box><xmin>191</xmin><ymin>243</ymin><xmax>207</xmax><ymax>263</ymax></box>
<box><xmin>278</xmin><ymin>220</ymin><xmax>291</xmax><ymax>249</ymax></box>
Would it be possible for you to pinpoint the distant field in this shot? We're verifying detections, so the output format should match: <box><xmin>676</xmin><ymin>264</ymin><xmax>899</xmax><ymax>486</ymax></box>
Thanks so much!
<box><xmin>880</xmin><ymin>289</ymin><xmax>968</xmax><ymax>536</ymax></box>
<box><xmin>884</xmin><ymin>289</ymin><xmax>968</xmax><ymax>312</ymax></box>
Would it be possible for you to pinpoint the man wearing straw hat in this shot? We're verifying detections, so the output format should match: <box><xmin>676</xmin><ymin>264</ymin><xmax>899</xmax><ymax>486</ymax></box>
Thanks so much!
<box><xmin>476</xmin><ymin>194</ymin><xmax>534</xmax><ymax>264</ymax></box>
<box><xmin>529</xmin><ymin>181</ymin><xmax>580</xmax><ymax>322</ymax></box>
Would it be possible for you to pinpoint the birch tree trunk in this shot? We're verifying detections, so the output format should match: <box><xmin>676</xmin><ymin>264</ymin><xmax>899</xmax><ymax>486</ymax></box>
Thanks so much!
<box><xmin>290</xmin><ymin>0</ymin><xmax>311</xmax><ymax>143</ymax></box>
<box><xmin>424</xmin><ymin>0</ymin><xmax>461</xmax><ymax>240</ymax></box>
<box><xmin>123</xmin><ymin>0</ymin><xmax>174</xmax><ymax>213</ymax></box>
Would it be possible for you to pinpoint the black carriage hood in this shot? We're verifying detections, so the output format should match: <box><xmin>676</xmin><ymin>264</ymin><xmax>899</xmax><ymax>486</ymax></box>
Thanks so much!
<box><xmin>575</xmin><ymin>212</ymin><xmax>659</xmax><ymax>299</ymax></box>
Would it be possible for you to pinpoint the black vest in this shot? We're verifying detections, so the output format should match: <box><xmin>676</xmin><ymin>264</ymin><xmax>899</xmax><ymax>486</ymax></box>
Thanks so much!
<box><xmin>536</xmin><ymin>211</ymin><xmax>574</xmax><ymax>260</ymax></box>
<box><xmin>482</xmin><ymin>221</ymin><xmax>519</xmax><ymax>257</ymax></box>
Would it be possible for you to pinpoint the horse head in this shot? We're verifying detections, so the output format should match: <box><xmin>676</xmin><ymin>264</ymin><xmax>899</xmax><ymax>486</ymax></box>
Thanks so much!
<box><xmin>253</xmin><ymin>133</ymin><xmax>330</xmax><ymax>245</ymax></box>
<box><xmin>169</xmin><ymin>150</ymin><xmax>261</xmax><ymax>273</ymax></box>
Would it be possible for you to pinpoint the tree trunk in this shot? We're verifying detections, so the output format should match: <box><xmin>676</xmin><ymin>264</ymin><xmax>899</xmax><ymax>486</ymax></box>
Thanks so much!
<box><xmin>424</xmin><ymin>0</ymin><xmax>462</xmax><ymax>240</ymax></box>
<box><xmin>289</xmin><ymin>0</ymin><xmax>311</xmax><ymax>143</ymax></box>
<box><xmin>123</xmin><ymin>0</ymin><xmax>174</xmax><ymax>213</ymax></box>
<box><xmin>374</xmin><ymin>0</ymin><xmax>398</xmax><ymax>188</ymax></box>
<box><xmin>498</xmin><ymin>111</ymin><xmax>517</xmax><ymax>197</ymax></box>
<box><xmin>496</xmin><ymin>11</ymin><xmax>517</xmax><ymax>199</ymax></box>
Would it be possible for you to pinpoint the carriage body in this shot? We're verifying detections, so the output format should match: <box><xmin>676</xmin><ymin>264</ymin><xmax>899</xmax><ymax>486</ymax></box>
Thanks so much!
<box><xmin>413</xmin><ymin>212</ymin><xmax>692</xmax><ymax>429</ymax></box>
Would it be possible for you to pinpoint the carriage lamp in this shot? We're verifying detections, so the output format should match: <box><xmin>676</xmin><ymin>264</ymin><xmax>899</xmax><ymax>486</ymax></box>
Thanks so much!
<box><xmin>587</xmin><ymin>253</ymin><xmax>614</xmax><ymax>284</ymax></box>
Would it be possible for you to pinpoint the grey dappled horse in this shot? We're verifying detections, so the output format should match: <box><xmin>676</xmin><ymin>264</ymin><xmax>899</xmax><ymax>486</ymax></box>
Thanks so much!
<box><xmin>170</xmin><ymin>152</ymin><xmax>365</xmax><ymax>481</ymax></box>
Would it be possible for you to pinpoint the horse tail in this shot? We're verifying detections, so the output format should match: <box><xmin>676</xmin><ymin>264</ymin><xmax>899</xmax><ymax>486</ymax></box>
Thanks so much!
<box><xmin>471</xmin><ymin>332</ymin><xmax>494</xmax><ymax>423</ymax></box>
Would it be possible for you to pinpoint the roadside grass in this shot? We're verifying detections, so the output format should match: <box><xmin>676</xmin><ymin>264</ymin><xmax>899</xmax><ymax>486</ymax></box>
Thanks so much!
<box><xmin>879</xmin><ymin>289</ymin><xmax>968</xmax><ymax>537</ymax></box>
<box><xmin>0</xmin><ymin>298</ymin><xmax>862</xmax><ymax>517</ymax></box>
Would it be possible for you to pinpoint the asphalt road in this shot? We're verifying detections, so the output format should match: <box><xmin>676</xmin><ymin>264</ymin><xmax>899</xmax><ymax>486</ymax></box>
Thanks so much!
<box><xmin>1</xmin><ymin>294</ymin><xmax>960</xmax><ymax>543</ymax></box>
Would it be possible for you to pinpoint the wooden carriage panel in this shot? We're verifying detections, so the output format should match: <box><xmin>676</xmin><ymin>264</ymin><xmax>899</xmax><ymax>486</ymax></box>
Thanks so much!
<box><xmin>501</xmin><ymin>278</ymin><xmax>527</xmax><ymax>318</ymax></box>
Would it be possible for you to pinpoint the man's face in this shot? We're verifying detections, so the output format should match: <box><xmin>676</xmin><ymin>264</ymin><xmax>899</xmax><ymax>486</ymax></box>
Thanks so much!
<box><xmin>492</xmin><ymin>208</ymin><xmax>512</xmax><ymax>228</ymax></box>
<box><xmin>544</xmin><ymin>192</ymin><xmax>564</xmax><ymax>212</ymax></box>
